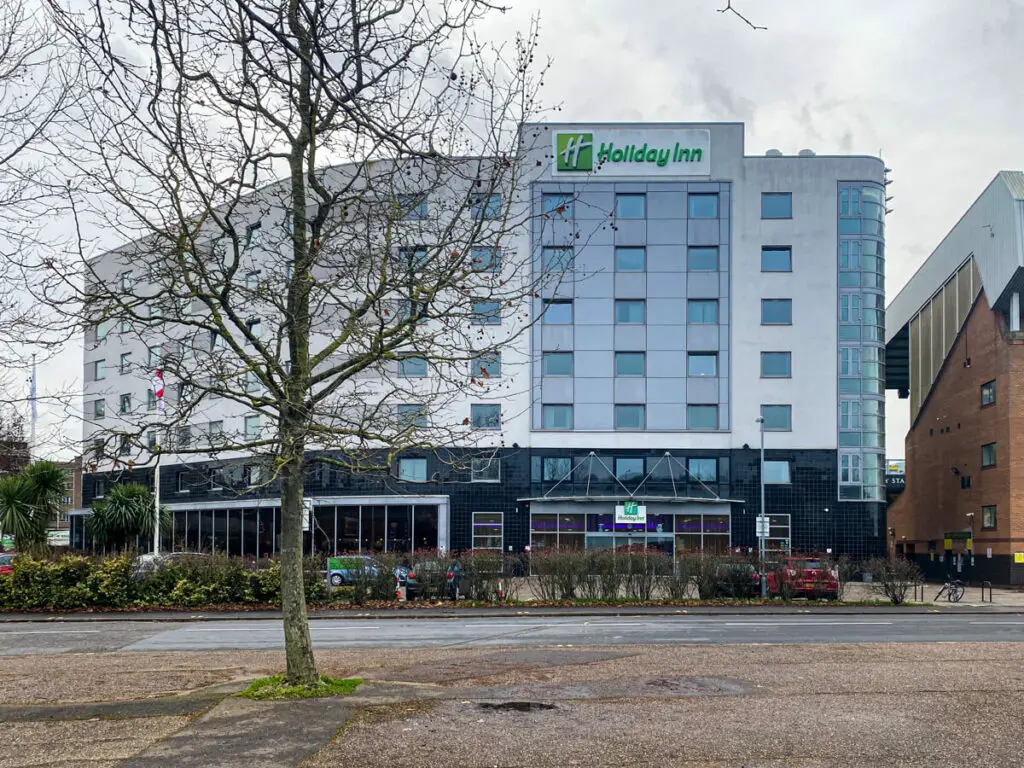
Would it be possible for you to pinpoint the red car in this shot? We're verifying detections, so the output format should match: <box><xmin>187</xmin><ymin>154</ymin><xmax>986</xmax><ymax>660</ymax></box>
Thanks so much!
<box><xmin>0</xmin><ymin>553</ymin><xmax>14</xmax><ymax>576</ymax></box>
<box><xmin>766</xmin><ymin>557</ymin><xmax>839</xmax><ymax>600</ymax></box>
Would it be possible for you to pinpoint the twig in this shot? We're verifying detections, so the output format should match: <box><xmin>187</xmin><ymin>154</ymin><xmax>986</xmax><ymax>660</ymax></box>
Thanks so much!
<box><xmin>717</xmin><ymin>0</ymin><xmax>766</xmax><ymax>30</ymax></box>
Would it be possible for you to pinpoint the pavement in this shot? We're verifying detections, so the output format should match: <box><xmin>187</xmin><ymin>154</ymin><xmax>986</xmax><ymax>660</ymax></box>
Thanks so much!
<box><xmin>3</xmin><ymin>642</ymin><xmax>1024</xmax><ymax>766</ymax></box>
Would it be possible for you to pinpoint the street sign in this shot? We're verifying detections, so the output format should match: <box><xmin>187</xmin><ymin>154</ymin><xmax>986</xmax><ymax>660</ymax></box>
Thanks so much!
<box><xmin>302</xmin><ymin>499</ymin><xmax>313</xmax><ymax>532</ymax></box>
<box><xmin>755</xmin><ymin>515</ymin><xmax>770</xmax><ymax>538</ymax></box>
<box><xmin>615</xmin><ymin>501</ymin><xmax>647</xmax><ymax>524</ymax></box>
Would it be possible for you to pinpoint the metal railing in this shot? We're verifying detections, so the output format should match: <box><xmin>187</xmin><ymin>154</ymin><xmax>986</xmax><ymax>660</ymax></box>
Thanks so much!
<box><xmin>981</xmin><ymin>580</ymin><xmax>993</xmax><ymax>603</ymax></box>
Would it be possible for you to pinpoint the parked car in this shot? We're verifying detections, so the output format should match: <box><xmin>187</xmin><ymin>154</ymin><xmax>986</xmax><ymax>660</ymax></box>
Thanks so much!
<box><xmin>713</xmin><ymin>562</ymin><xmax>761</xmax><ymax>597</ymax></box>
<box><xmin>0</xmin><ymin>553</ymin><xmax>15</xmax><ymax>576</ymax></box>
<box><xmin>131</xmin><ymin>552</ymin><xmax>208</xmax><ymax>580</ymax></box>
<box><xmin>395</xmin><ymin>559</ymin><xmax>462</xmax><ymax>600</ymax></box>
<box><xmin>766</xmin><ymin>557</ymin><xmax>840</xmax><ymax>599</ymax></box>
<box><xmin>326</xmin><ymin>555</ymin><xmax>380</xmax><ymax>587</ymax></box>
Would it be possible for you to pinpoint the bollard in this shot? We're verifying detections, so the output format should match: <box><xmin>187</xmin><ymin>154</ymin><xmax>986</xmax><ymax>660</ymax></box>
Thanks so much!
<box><xmin>982</xmin><ymin>580</ymin><xmax>993</xmax><ymax>603</ymax></box>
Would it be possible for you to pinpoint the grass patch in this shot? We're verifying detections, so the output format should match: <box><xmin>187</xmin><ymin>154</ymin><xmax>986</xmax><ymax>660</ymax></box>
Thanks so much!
<box><xmin>238</xmin><ymin>674</ymin><xmax>363</xmax><ymax>701</ymax></box>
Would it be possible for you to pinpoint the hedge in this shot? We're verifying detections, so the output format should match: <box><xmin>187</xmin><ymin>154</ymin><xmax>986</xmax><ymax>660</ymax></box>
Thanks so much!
<box><xmin>0</xmin><ymin>554</ymin><xmax>328</xmax><ymax>610</ymax></box>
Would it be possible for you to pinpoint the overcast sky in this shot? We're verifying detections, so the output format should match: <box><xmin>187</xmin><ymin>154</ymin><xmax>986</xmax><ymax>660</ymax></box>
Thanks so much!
<box><xmin>477</xmin><ymin>0</ymin><xmax>1024</xmax><ymax>458</ymax></box>
<box><xmin>33</xmin><ymin>0</ymin><xmax>1024</xmax><ymax>460</ymax></box>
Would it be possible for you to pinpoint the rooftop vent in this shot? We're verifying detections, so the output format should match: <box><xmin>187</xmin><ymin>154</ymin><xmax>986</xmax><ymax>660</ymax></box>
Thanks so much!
<box><xmin>765</xmin><ymin>149</ymin><xmax>783</xmax><ymax>157</ymax></box>
<box><xmin>798</xmin><ymin>149</ymin><xmax>816</xmax><ymax>157</ymax></box>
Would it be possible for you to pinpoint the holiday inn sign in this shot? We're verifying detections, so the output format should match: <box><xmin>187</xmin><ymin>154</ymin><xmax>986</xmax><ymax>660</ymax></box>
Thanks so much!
<box><xmin>551</xmin><ymin>127</ymin><xmax>711</xmax><ymax>177</ymax></box>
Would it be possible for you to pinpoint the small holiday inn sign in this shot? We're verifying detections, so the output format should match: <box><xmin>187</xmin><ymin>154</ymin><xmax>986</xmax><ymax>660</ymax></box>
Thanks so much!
<box><xmin>552</xmin><ymin>127</ymin><xmax>711</xmax><ymax>177</ymax></box>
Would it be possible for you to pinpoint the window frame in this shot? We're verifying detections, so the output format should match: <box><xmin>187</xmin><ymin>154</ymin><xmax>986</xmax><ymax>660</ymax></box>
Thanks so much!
<box><xmin>614</xmin><ymin>246</ymin><xmax>646</xmax><ymax>272</ymax></box>
<box><xmin>687</xmin><ymin>457</ymin><xmax>718</xmax><ymax>483</ymax></box>
<box><xmin>981</xmin><ymin>380</ymin><xmax>996</xmax><ymax>408</ymax></box>
<box><xmin>542</xmin><ymin>193</ymin><xmax>573</xmax><ymax>219</ymax></box>
<box><xmin>397</xmin><ymin>193</ymin><xmax>429</xmax><ymax>220</ymax></box>
<box><xmin>398</xmin><ymin>457</ymin><xmax>428</xmax><ymax>482</ymax></box>
<box><xmin>614</xmin><ymin>351</ymin><xmax>645</xmax><ymax>377</ymax></box>
<box><xmin>397</xmin><ymin>404</ymin><xmax>429</xmax><ymax>428</ymax></box>
<box><xmin>613</xmin><ymin>404</ymin><xmax>646</xmax><ymax>430</ymax></box>
<box><xmin>760</xmin><ymin>246</ymin><xmax>792</xmax><ymax>272</ymax></box>
<box><xmin>760</xmin><ymin>351</ymin><xmax>793</xmax><ymax>379</ymax></box>
<box><xmin>687</xmin><ymin>404</ymin><xmax>719</xmax><ymax>430</ymax></box>
<box><xmin>687</xmin><ymin>246</ymin><xmax>719</xmax><ymax>271</ymax></box>
<box><xmin>687</xmin><ymin>352</ymin><xmax>718</xmax><ymax>377</ymax></box>
<box><xmin>542</xmin><ymin>299</ymin><xmax>573</xmax><ymax>324</ymax></box>
<box><xmin>614</xmin><ymin>457</ymin><xmax>645</xmax><ymax>482</ymax></box>
<box><xmin>471</xmin><ymin>352</ymin><xmax>501</xmax><ymax>379</ymax></box>
<box><xmin>761</xmin><ymin>298</ymin><xmax>793</xmax><ymax>326</ymax></box>
<box><xmin>542</xmin><ymin>351</ymin><xmax>574</xmax><ymax>377</ymax></box>
<box><xmin>119</xmin><ymin>352</ymin><xmax>131</xmax><ymax>374</ymax></box>
<box><xmin>687</xmin><ymin>299</ymin><xmax>718</xmax><ymax>325</ymax></box>
<box><xmin>243</xmin><ymin>415</ymin><xmax>261</xmax><ymax>441</ymax></box>
<box><xmin>614</xmin><ymin>193</ymin><xmax>646</xmax><ymax>219</ymax></box>
<box><xmin>981</xmin><ymin>442</ymin><xmax>997</xmax><ymax>468</ymax></box>
<box><xmin>471</xmin><ymin>301</ymin><xmax>502</xmax><ymax>325</ymax></box>
<box><xmin>119</xmin><ymin>393</ymin><xmax>131</xmax><ymax>414</ymax></box>
<box><xmin>688</xmin><ymin>193</ymin><xmax>719</xmax><ymax>219</ymax></box>
<box><xmin>398</xmin><ymin>357</ymin><xmax>428</xmax><ymax>378</ymax></box>
<box><xmin>760</xmin><ymin>404</ymin><xmax>793</xmax><ymax>432</ymax></box>
<box><xmin>542</xmin><ymin>404</ymin><xmax>573</xmax><ymax>430</ymax></box>
<box><xmin>981</xmin><ymin>505</ymin><xmax>997</xmax><ymax>530</ymax></box>
<box><xmin>470</xmin><ymin>246</ymin><xmax>501</xmax><ymax>273</ymax></box>
<box><xmin>614</xmin><ymin>299</ymin><xmax>646</xmax><ymax>325</ymax></box>
<box><xmin>92</xmin><ymin>360</ymin><xmax>106</xmax><ymax>381</ymax></box>
<box><xmin>470</xmin><ymin>457</ymin><xmax>501</xmax><ymax>483</ymax></box>
<box><xmin>541</xmin><ymin>246</ymin><xmax>574</xmax><ymax>272</ymax></box>
<box><xmin>763</xmin><ymin>459</ymin><xmax>792</xmax><ymax>484</ymax></box>
<box><xmin>760</xmin><ymin>193</ymin><xmax>793</xmax><ymax>220</ymax></box>
<box><xmin>471</xmin><ymin>193</ymin><xmax>502</xmax><ymax>220</ymax></box>
<box><xmin>93</xmin><ymin>398</ymin><xmax>106</xmax><ymax>420</ymax></box>
<box><xmin>472</xmin><ymin>511</ymin><xmax>504</xmax><ymax>549</ymax></box>
<box><xmin>470</xmin><ymin>403</ymin><xmax>502</xmax><ymax>430</ymax></box>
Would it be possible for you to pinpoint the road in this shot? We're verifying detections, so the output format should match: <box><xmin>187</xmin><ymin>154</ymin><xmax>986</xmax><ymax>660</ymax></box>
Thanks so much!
<box><xmin>2</xmin><ymin>613</ymin><xmax>1024</xmax><ymax>654</ymax></box>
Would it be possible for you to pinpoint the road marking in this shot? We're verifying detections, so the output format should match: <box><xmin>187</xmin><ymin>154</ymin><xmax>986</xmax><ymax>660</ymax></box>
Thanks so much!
<box><xmin>722</xmin><ymin>621</ymin><xmax>892</xmax><ymax>627</ymax></box>
<box><xmin>179</xmin><ymin>626</ymin><xmax>381</xmax><ymax>632</ymax></box>
<box><xmin>0</xmin><ymin>630</ymin><xmax>102</xmax><ymax>638</ymax></box>
<box><xmin>969</xmin><ymin>621</ymin><xmax>1024</xmax><ymax>625</ymax></box>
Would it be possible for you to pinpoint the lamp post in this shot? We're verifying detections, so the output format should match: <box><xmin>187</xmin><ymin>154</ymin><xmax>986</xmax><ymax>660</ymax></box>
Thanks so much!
<box><xmin>755</xmin><ymin>416</ymin><xmax>767</xmax><ymax>597</ymax></box>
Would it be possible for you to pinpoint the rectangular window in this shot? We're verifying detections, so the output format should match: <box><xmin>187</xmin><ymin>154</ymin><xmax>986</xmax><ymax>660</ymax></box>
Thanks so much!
<box><xmin>471</xmin><ymin>247</ymin><xmax>500</xmax><ymax>273</ymax></box>
<box><xmin>472</xmin><ymin>511</ymin><xmax>503</xmax><ymax>549</ymax></box>
<box><xmin>120</xmin><ymin>318</ymin><xmax>131</xmax><ymax>334</ymax></box>
<box><xmin>615</xmin><ymin>193</ymin><xmax>646</xmax><ymax>219</ymax></box>
<box><xmin>615</xmin><ymin>247</ymin><xmax>646</xmax><ymax>272</ymax></box>
<box><xmin>615</xmin><ymin>352</ymin><xmax>645</xmax><ymax>377</ymax></box>
<box><xmin>244</xmin><ymin>415</ymin><xmax>261</xmax><ymax>441</ymax></box>
<box><xmin>147</xmin><ymin>431</ymin><xmax>156</xmax><ymax>451</ymax></box>
<box><xmin>542</xmin><ymin>352</ymin><xmax>574</xmax><ymax>376</ymax></box>
<box><xmin>398</xmin><ymin>457</ymin><xmax>428</xmax><ymax>482</ymax></box>
<box><xmin>763</xmin><ymin>460</ymin><xmax>791</xmax><ymax>484</ymax></box>
<box><xmin>840</xmin><ymin>400</ymin><xmax>861</xmax><ymax>429</ymax></box>
<box><xmin>840</xmin><ymin>240</ymin><xmax>861</xmax><ymax>270</ymax></box>
<box><xmin>981</xmin><ymin>380</ymin><xmax>996</xmax><ymax>407</ymax></box>
<box><xmin>176</xmin><ymin>425</ymin><xmax>192</xmax><ymax>449</ymax></box>
<box><xmin>687</xmin><ymin>299</ymin><xmax>718</xmax><ymax>324</ymax></box>
<box><xmin>542</xmin><ymin>404</ymin><xmax>573</xmax><ymax>430</ymax></box>
<box><xmin>543</xmin><ymin>299</ymin><xmax>573</xmax><ymax>324</ymax></box>
<box><xmin>399</xmin><ymin>247</ymin><xmax>429</xmax><ymax>271</ymax></box>
<box><xmin>119</xmin><ymin>393</ymin><xmax>131</xmax><ymax>414</ymax></box>
<box><xmin>761</xmin><ymin>299</ymin><xmax>792</xmax><ymax>325</ymax></box>
<box><xmin>615</xmin><ymin>299</ymin><xmax>645</xmax><ymax>324</ymax></box>
<box><xmin>687</xmin><ymin>404</ymin><xmax>719</xmax><ymax>430</ymax></box>
<box><xmin>615</xmin><ymin>457</ymin><xmax>645</xmax><ymax>481</ymax></box>
<box><xmin>119</xmin><ymin>352</ymin><xmax>131</xmax><ymax>374</ymax></box>
<box><xmin>688</xmin><ymin>193</ymin><xmax>719</xmax><ymax>218</ymax></box>
<box><xmin>470</xmin><ymin>403</ymin><xmax>501</xmax><ymax>430</ymax></box>
<box><xmin>761</xmin><ymin>193</ymin><xmax>792</xmax><ymax>219</ymax></box>
<box><xmin>840</xmin><ymin>453</ymin><xmax>862</xmax><ymax>484</ymax></box>
<box><xmin>471</xmin><ymin>457</ymin><xmax>501</xmax><ymax>483</ymax></box>
<box><xmin>208</xmin><ymin>421</ymin><xmax>223</xmax><ymax>442</ymax></box>
<box><xmin>471</xmin><ymin>193</ymin><xmax>502</xmax><ymax>220</ymax></box>
<box><xmin>95</xmin><ymin>320</ymin><xmax>110</xmax><ymax>341</ymax></box>
<box><xmin>244</xmin><ymin>222</ymin><xmax>263</xmax><ymax>249</ymax></box>
<box><xmin>542</xmin><ymin>193</ymin><xmax>573</xmax><ymax>219</ymax></box>
<box><xmin>397</xmin><ymin>404</ymin><xmax>428</xmax><ymax>428</ymax></box>
<box><xmin>399</xmin><ymin>357</ymin><xmax>428</xmax><ymax>377</ymax></box>
<box><xmin>760</xmin><ymin>351</ymin><xmax>792</xmax><ymax>378</ymax></box>
<box><xmin>614</xmin><ymin>404</ymin><xmax>645</xmax><ymax>430</ymax></box>
<box><xmin>92</xmin><ymin>360</ymin><xmax>106</xmax><ymax>381</ymax></box>
<box><xmin>148</xmin><ymin>346</ymin><xmax>161</xmax><ymax>367</ymax></box>
<box><xmin>246</xmin><ymin>318</ymin><xmax>261</xmax><ymax>338</ymax></box>
<box><xmin>542</xmin><ymin>246</ymin><xmax>574</xmax><ymax>271</ymax></box>
<box><xmin>687</xmin><ymin>246</ymin><xmax>719</xmax><ymax>271</ymax></box>
<box><xmin>981</xmin><ymin>442</ymin><xmax>997</xmax><ymax>468</ymax></box>
<box><xmin>688</xmin><ymin>457</ymin><xmax>717</xmax><ymax>483</ymax></box>
<box><xmin>761</xmin><ymin>247</ymin><xmax>792</xmax><ymax>272</ymax></box>
<box><xmin>397</xmin><ymin>194</ymin><xmax>429</xmax><ymax>219</ymax></box>
<box><xmin>472</xmin><ymin>301</ymin><xmax>502</xmax><ymax>325</ymax></box>
<box><xmin>960</xmin><ymin>475</ymin><xmax>972</xmax><ymax>490</ymax></box>
<box><xmin>147</xmin><ymin>390</ymin><xmax>156</xmax><ymax>411</ymax></box>
<box><xmin>687</xmin><ymin>353</ymin><xmax>718</xmax><ymax>377</ymax></box>
<box><xmin>245</xmin><ymin>270</ymin><xmax>260</xmax><ymax>290</ymax></box>
<box><xmin>542</xmin><ymin>457</ymin><xmax>572</xmax><ymax>482</ymax></box>
<box><xmin>760</xmin><ymin>404</ymin><xmax>792</xmax><ymax>431</ymax></box>
<box><xmin>471</xmin><ymin>353</ymin><xmax>501</xmax><ymax>379</ymax></box>
<box><xmin>982</xmin><ymin>505</ymin><xmax>997</xmax><ymax>530</ymax></box>
<box><xmin>93</xmin><ymin>399</ymin><xmax>106</xmax><ymax>419</ymax></box>
<box><xmin>120</xmin><ymin>270</ymin><xmax>133</xmax><ymax>291</ymax></box>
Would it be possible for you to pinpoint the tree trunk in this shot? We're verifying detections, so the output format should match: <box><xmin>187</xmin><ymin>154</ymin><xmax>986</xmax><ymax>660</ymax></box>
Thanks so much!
<box><xmin>279</xmin><ymin>444</ymin><xmax>317</xmax><ymax>685</ymax></box>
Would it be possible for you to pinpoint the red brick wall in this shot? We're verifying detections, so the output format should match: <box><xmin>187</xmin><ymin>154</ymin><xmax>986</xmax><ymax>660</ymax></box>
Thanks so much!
<box><xmin>888</xmin><ymin>293</ymin><xmax>1019</xmax><ymax>556</ymax></box>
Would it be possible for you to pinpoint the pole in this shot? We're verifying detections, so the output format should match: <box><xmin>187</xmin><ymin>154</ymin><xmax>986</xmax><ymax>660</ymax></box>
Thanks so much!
<box><xmin>758</xmin><ymin>418</ymin><xmax>767</xmax><ymax>598</ymax></box>
<box><xmin>28</xmin><ymin>354</ymin><xmax>36</xmax><ymax>459</ymax></box>
<box><xmin>153</xmin><ymin>451</ymin><xmax>161</xmax><ymax>555</ymax></box>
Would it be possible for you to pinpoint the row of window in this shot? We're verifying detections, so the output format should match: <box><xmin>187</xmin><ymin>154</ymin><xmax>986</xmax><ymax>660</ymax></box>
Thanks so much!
<box><xmin>542</xmin><ymin>245</ymin><xmax>796</xmax><ymax>274</ymax></box>
<box><xmin>542</xmin><ymin>191</ymin><xmax>792</xmax><ymax>221</ymax></box>
<box><xmin>531</xmin><ymin>454</ymin><xmax>792</xmax><ymax>485</ymax></box>
<box><xmin>534</xmin><ymin>403</ymin><xmax>792</xmax><ymax>431</ymax></box>
<box><xmin>537</xmin><ymin>350</ymin><xmax>791</xmax><ymax>379</ymax></box>
<box><xmin>521</xmin><ymin>297</ymin><xmax>794</xmax><ymax>327</ymax></box>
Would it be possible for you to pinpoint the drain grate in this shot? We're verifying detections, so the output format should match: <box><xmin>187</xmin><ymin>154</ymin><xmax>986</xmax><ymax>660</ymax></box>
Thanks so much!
<box><xmin>478</xmin><ymin>701</ymin><xmax>556</xmax><ymax>712</ymax></box>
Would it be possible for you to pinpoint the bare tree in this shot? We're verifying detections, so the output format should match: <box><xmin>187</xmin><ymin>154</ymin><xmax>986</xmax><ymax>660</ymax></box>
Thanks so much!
<box><xmin>43</xmin><ymin>0</ymin><xmax>554</xmax><ymax>685</ymax></box>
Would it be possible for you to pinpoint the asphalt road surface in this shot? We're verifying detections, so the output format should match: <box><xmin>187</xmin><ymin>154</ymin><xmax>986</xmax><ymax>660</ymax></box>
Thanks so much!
<box><xmin>1</xmin><ymin>614</ymin><xmax>1024</xmax><ymax>654</ymax></box>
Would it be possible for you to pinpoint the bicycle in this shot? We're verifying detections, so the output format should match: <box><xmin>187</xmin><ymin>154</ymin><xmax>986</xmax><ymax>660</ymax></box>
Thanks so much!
<box><xmin>935</xmin><ymin>577</ymin><xmax>966</xmax><ymax>603</ymax></box>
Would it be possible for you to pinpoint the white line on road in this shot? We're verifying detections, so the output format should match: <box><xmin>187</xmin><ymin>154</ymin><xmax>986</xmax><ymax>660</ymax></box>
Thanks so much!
<box><xmin>179</xmin><ymin>626</ymin><xmax>381</xmax><ymax>632</ymax></box>
<box><xmin>0</xmin><ymin>630</ymin><xmax>102</xmax><ymax>635</ymax></box>
<box><xmin>969</xmin><ymin>621</ymin><xmax>1024</xmax><ymax>625</ymax></box>
<box><xmin>722</xmin><ymin>621</ymin><xmax>892</xmax><ymax>627</ymax></box>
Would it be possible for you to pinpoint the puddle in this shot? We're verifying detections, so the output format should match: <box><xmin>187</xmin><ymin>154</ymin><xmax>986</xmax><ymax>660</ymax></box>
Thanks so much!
<box><xmin>478</xmin><ymin>701</ymin><xmax>557</xmax><ymax>712</ymax></box>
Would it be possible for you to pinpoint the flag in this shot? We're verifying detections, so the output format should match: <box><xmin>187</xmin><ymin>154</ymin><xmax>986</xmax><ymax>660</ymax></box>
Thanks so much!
<box><xmin>151</xmin><ymin>369</ymin><xmax>165</xmax><ymax>416</ymax></box>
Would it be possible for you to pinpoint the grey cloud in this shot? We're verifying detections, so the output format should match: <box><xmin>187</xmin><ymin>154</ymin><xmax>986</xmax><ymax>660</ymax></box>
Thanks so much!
<box><xmin>692</xmin><ymin>59</ymin><xmax>756</xmax><ymax>123</ymax></box>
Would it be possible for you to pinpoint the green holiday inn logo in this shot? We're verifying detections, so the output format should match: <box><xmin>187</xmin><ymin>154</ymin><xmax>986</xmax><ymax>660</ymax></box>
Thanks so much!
<box><xmin>554</xmin><ymin>131</ymin><xmax>704</xmax><ymax>172</ymax></box>
<box><xmin>555</xmin><ymin>133</ymin><xmax>593</xmax><ymax>171</ymax></box>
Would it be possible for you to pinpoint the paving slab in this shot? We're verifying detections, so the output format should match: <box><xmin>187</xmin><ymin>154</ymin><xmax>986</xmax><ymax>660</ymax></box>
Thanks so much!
<box><xmin>121</xmin><ymin>694</ymin><xmax>352</xmax><ymax>768</ymax></box>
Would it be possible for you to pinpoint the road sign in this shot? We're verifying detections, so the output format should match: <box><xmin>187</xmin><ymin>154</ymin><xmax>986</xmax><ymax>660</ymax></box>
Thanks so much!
<box><xmin>755</xmin><ymin>515</ymin><xmax>770</xmax><ymax>538</ymax></box>
<box><xmin>615</xmin><ymin>501</ymin><xmax>647</xmax><ymax>524</ymax></box>
<box><xmin>302</xmin><ymin>499</ymin><xmax>312</xmax><ymax>531</ymax></box>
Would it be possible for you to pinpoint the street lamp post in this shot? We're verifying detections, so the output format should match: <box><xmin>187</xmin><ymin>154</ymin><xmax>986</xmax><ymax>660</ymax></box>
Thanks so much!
<box><xmin>755</xmin><ymin>416</ymin><xmax>767</xmax><ymax>597</ymax></box>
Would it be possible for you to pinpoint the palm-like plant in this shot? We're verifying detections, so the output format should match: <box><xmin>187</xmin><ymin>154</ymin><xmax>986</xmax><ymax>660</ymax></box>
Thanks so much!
<box><xmin>88</xmin><ymin>483</ymin><xmax>169</xmax><ymax>550</ymax></box>
<box><xmin>0</xmin><ymin>461</ymin><xmax>67</xmax><ymax>548</ymax></box>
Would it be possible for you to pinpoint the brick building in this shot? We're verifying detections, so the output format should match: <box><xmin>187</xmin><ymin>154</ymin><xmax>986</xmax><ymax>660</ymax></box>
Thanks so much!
<box><xmin>886</xmin><ymin>171</ymin><xmax>1024</xmax><ymax>584</ymax></box>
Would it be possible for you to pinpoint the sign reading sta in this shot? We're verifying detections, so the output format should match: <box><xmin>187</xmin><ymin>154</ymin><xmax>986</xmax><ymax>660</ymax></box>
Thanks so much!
<box><xmin>615</xmin><ymin>501</ymin><xmax>647</xmax><ymax>524</ymax></box>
